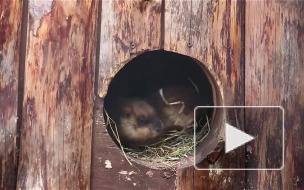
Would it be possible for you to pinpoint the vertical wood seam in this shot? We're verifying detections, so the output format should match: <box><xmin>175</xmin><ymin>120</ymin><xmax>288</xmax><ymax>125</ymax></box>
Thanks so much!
<box><xmin>94</xmin><ymin>0</ymin><xmax>102</xmax><ymax>96</ymax></box>
<box><xmin>16</xmin><ymin>0</ymin><xmax>29</xmax><ymax>186</ymax></box>
<box><xmin>91</xmin><ymin>0</ymin><xmax>102</xmax><ymax>188</ymax></box>
<box><xmin>160</xmin><ymin>0</ymin><xmax>165</xmax><ymax>49</ymax></box>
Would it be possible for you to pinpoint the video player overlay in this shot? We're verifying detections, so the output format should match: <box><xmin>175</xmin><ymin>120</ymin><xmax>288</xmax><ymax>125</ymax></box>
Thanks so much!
<box><xmin>194</xmin><ymin>106</ymin><xmax>284</xmax><ymax>170</ymax></box>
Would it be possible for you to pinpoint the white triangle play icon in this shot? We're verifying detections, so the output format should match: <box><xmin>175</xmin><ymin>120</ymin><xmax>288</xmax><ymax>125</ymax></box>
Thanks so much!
<box><xmin>225</xmin><ymin>123</ymin><xmax>254</xmax><ymax>153</ymax></box>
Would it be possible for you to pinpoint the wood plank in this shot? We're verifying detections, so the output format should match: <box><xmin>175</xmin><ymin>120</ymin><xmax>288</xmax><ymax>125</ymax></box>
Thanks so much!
<box><xmin>176</xmin><ymin>167</ymin><xmax>194</xmax><ymax>190</ymax></box>
<box><xmin>91</xmin><ymin>98</ymin><xmax>176</xmax><ymax>190</ymax></box>
<box><xmin>92</xmin><ymin>0</ymin><xmax>173</xmax><ymax>189</ymax></box>
<box><xmin>16</xmin><ymin>0</ymin><xmax>99</xmax><ymax>189</ymax></box>
<box><xmin>245</xmin><ymin>0</ymin><xmax>304</xmax><ymax>189</ymax></box>
<box><xmin>98</xmin><ymin>0</ymin><xmax>162</xmax><ymax>98</ymax></box>
<box><xmin>164</xmin><ymin>0</ymin><xmax>246</xmax><ymax>189</ymax></box>
<box><xmin>0</xmin><ymin>0</ymin><xmax>23</xmax><ymax>189</ymax></box>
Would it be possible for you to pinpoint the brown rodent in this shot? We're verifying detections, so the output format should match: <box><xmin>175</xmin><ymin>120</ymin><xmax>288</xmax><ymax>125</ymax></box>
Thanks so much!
<box><xmin>148</xmin><ymin>87</ymin><xmax>208</xmax><ymax>133</ymax></box>
<box><xmin>107</xmin><ymin>98</ymin><xmax>164</xmax><ymax>147</ymax></box>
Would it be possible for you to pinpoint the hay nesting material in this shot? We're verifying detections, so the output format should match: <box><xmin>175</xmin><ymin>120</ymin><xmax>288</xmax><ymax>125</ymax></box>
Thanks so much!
<box><xmin>105</xmin><ymin>108</ymin><xmax>211</xmax><ymax>164</ymax></box>
<box><xmin>104</xmin><ymin>76</ymin><xmax>211</xmax><ymax>164</ymax></box>
<box><xmin>104</xmin><ymin>110</ymin><xmax>133</xmax><ymax>166</ymax></box>
<box><xmin>125</xmin><ymin>116</ymin><xmax>210</xmax><ymax>163</ymax></box>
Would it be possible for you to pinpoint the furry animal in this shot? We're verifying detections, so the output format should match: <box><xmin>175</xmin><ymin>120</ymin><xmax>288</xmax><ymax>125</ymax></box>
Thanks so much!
<box><xmin>107</xmin><ymin>98</ymin><xmax>164</xmax><ymax>147</ymax></box>
<box><xmin>148</xmin><ymin>87</ymin><xmax>208</xmax><ymax>133</ymax></box>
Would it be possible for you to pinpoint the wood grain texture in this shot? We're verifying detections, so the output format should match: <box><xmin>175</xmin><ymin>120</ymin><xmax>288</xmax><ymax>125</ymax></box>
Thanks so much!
<box><xmin>245</xmin><ymin>0</ymin><xmax>304</xmax><ymax>189</ymax></box>
<box><xmin>176</xmin><ymin>167</ymin><xmax>193</xmax><ymax>190</ymax></box>
<box><xmin>164</xmin><ymin>0</ymin><xmax>245</xmax><ymax>189</ymax></box>
<box><xmin>16</xmin><ymin>0</ymin><xmax>99</xmax><ymax>189</ymax></box>
<box><xmin>92</xmin><ymin>1</ymin><xmax>178</xmax><ymax>189</ymax></box>
<box><xmin>91</xmin><ymin>97</ymin><xmax>176</xmax><ymax>190</ymax></box>
<box><xmin>98</xmin><ymin>0</ymin><xmax>162</xmax><ymax>98</ymax></box>
<box><xmin>0</xmin><ymin>0</ymin><xmax>23</xmax><ymax>189</ymax></box>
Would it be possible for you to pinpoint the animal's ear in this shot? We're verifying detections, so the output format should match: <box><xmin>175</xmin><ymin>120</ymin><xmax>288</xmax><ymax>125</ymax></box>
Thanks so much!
<box><xmin>122</xmin><ymin>107</ymin><xmax>132</xmax><ymax>117</ymax></box>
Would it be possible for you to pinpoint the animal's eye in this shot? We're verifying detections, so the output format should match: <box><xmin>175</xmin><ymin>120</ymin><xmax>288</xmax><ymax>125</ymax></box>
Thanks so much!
<box><xmin>137</xmin><ymin>117</ymin><xmax>147</xmax><ymax>125</ymax></box>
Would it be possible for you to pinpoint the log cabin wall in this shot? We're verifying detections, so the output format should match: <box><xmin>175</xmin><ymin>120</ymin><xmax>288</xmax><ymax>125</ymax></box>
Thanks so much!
<box><xmin>0</xmin><ymin>0</ymin><xmax>303</xmax><ymax>189</ymax></box>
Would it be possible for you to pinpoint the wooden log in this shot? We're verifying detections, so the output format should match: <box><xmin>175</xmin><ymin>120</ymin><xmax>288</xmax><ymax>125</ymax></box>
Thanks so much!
<box><xmin>164</xmin><ymin>0</ymin><xmax>246</xmax><ymax>189</ymax></box>
<box><xmin>93</xmin><ymin>0</ymin><xmax>174</xmax><ymax>189</ymax></box>
<box><xmin>245</xmin><ymin>0</ymin><xmax>304</xmax><ymax>189</ymax></box>
<box><xmin>16</xmin><ymin>0</ymin><xmax>99</xmax><ymax>189</ymax></box>
<box><xmin>0</xmin><ymin>0</ymin><xmax>23</xmax><ymax>189</ymax></box>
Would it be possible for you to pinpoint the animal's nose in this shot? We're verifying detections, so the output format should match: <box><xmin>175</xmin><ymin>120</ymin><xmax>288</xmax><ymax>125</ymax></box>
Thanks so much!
<box><xmin>154</xmin><ymin>120</ymin><xmax>164</xmax><ymax>132</ymax></box>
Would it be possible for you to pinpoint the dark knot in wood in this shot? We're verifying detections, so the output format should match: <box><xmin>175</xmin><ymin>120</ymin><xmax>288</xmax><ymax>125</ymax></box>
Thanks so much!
<box><xmin>130</xmin><ymin>42</ymin><xmax>136</xmax><ymax>49</ymax></box>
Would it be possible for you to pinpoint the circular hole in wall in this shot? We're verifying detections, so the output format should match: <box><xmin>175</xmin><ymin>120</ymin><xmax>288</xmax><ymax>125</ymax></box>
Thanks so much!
<box><xmin>103</xmin><ymin>50</ymin><xmax>223</xmax><ymax>168</ymax></box>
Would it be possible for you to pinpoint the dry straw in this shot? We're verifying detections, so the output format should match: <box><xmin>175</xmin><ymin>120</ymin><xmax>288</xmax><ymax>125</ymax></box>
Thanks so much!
<box><xmin>104</xmin><ymin>77</ymin><xmax>211</xmax><ymax>165</ymax></box>
<box><xmin>104</xmin><ymin>109</ymin><xmax>133</xmax><ymax>166</ymax></box>
<box><xmin>104</xmin><ymin>109</ymin><xmax>210</xmax><ymax>165</ymax></box>
<box><xmin>125</xmin><ymin>116</ymin><xmax>210</xmax><ymax>163</ymax></box>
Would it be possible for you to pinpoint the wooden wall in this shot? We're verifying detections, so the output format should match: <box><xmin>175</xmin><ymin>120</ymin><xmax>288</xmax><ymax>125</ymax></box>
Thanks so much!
<box><xmin>17</xmin><ymin>0</ymin><xmax>98</xmax><ymax>189</ymax></box>
<box><xmin>9</xmin><ymin>0</ymin><xmax>99</xmax><ymax>189</ymax></box>
<box><xmin>91</xmin><ymin>1</ymin><xmax>178</xmax><ymax>189</ymax></box>
<box><xmin>95</xmin><ymin>0</ymin><xmax>246</xmax><ymax>189</ymax></box>
<box><xmin>0</xmin><ymin>0</ymin><xmax>23</xmax><ymax>189</ymax></box>
<box><xmin>246</xmin><ymin>1</ymin><xmax>304</xmax><ymax>189</ymax></box>
<box><xmin>0</xmin><ymin>0</ymin><xmax>303</xmax><ymax>189</ymax></box>
<box><xmin>98</xmin><ymin>0</ymin><xmax>163</xmax><ymax>98</ymax></box>
<box><xmin>164</xmin><ymin>0</ymin><xmax>245</xmax><ymax>189</ymax></box>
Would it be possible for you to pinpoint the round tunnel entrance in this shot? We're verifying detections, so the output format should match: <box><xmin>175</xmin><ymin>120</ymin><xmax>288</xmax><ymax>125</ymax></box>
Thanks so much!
<box><xmin>103</xmin><ymin>50</ymin><xmax>223</xmax><ymax>168</ymax></box>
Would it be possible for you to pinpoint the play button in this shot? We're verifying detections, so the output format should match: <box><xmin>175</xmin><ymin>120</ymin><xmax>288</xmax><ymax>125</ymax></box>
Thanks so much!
<box><xmin>225</xmin><ymin>123</ymin><xmax>254</xmax><ymax>153</ymax></box>
<box><xmin>195</xmin><ymin>106</ymin><xmax>283</xmax><ymax>170</ymax></box>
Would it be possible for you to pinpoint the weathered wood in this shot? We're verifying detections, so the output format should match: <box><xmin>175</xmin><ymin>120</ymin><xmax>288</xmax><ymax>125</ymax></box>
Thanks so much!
<box><xmin>92</xmin><ymin>1</ymin><xmax>175</xmax><ymax>189</ymax></box>
<box><xmin>245</xmin><ymin>0</ymin><xmax>304</xmax><ymax>189</ymax></box>
<box><xmin>0</xmin><ymin>0</ymin><xmax>23</xmax><ymax>189</ymax></box>
<box><xmin>164</xmin><ymin>0</ymin><xmax>245</xmax><ymax>189</ymax></box>
<box><xmin>92</xmin><ymin>97</ymin><xmax>176</xmax><ymax>190</ymax></box>
<box><xmin>98</xmin><ymin>0</ymin><xmax>162</xmax><ymax>98</ymax></box>
<box><xmin>176</xmin><ymin>167</ymin><xmax>194</xmax><ymax>190</ymax></box>
<box><xmin>16</xmin><ymin>0</ymin><xmax>98</xmax><ymax>189</ymax></box>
